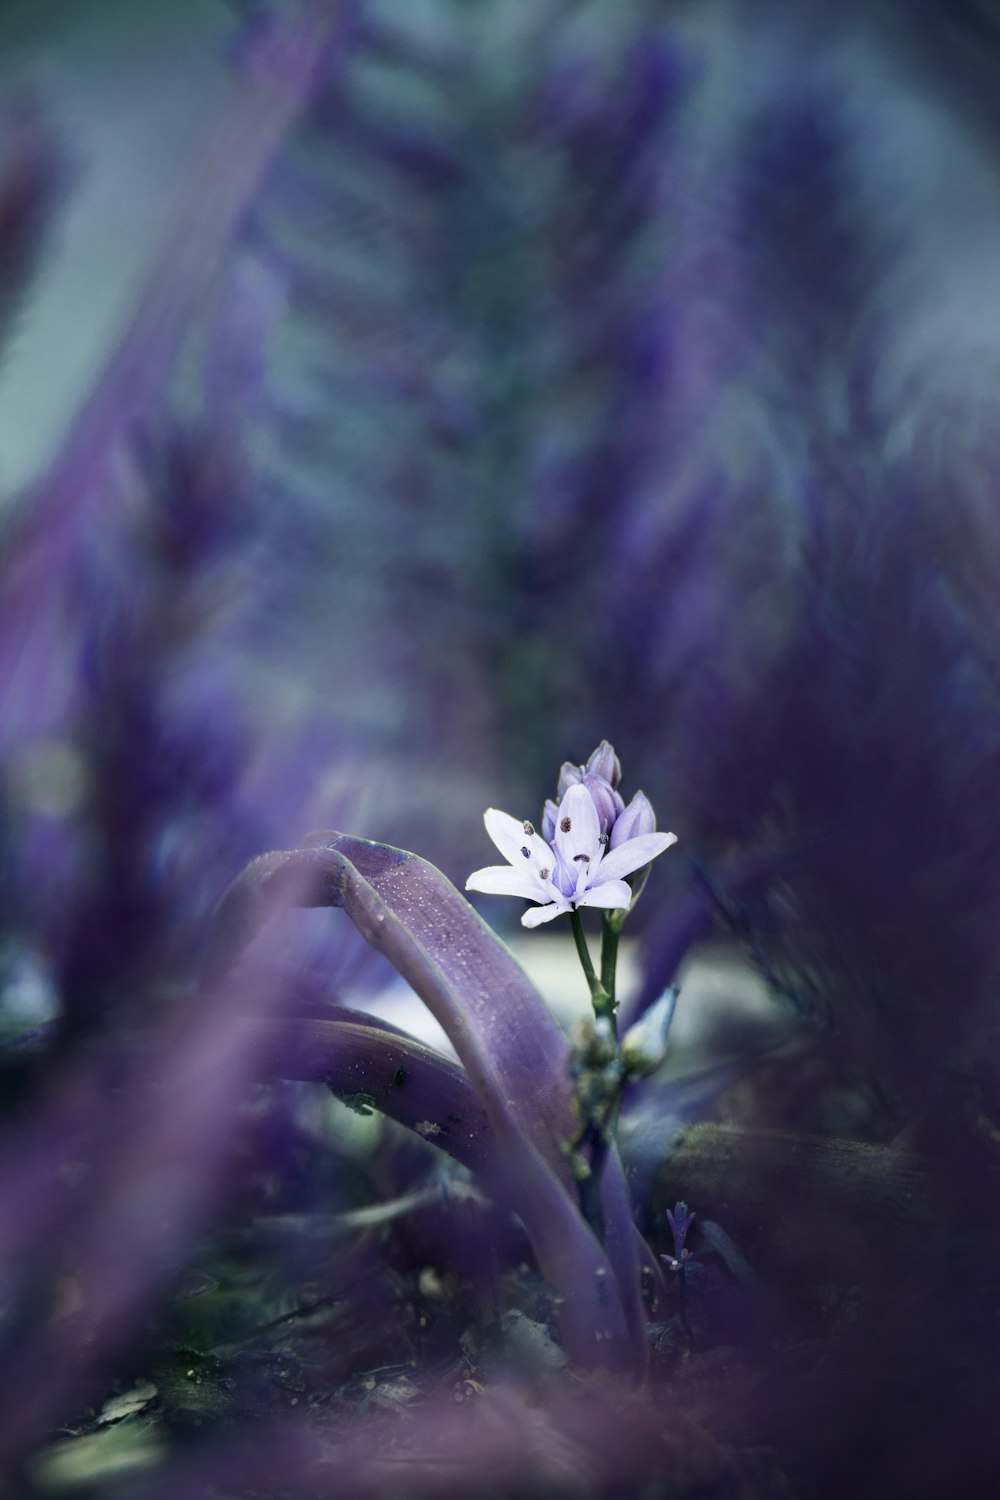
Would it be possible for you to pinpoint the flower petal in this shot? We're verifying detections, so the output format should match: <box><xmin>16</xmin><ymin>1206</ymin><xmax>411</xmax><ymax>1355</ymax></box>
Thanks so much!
<box><xmin>552</xmin><ymin>783</ymin><xmax>601</xmax><ymax>868</ymax></box>
<box><xmin>610</xmin><ymin>790</ymin><xmax>655</xmax><ymax>848</ymax></box>
<box><xmin>521</xmin><ymin>901</ymin><xmax>568</xmax><ymax>928</ymax></box>
<box><xmin>482</xmin><ymin>808</ymin><xmax>531</xmax><ymax>865</ymax></box>
<box><xmin>595</xmin><ymin>831</ymin><xmax>677</xmax><ymax>883</ymax></box>
<box><xmin>466</xmin><ymin>865</ymin><xmax>546</xmax><ymax>900</ymax></box>
<box><xmin>585</xmin><ymin>740</ymin><xmax>622</xmax><ymax>788</ymax></box>
<box><xmin>541</xmin><ymin>798</ymin><xmax>559</xmax><ymax>843</ymax></box>
<box><xmin>483</xmin><ymin>808</ymin><xmax>552</xmax><ymax>870</ymax></box>
<box><xmin>557</xmin><ymin>761</ymin><xmax>584</xmax><ymax>798</ymax></box>
<box><xmin>582</xmin><ymin>772</ymin><xmax>624</xmax><ymax>835</ymax></box>
<box><xmin>576</xmin><ymin>879</ymin><xmax>632</xmax><ymax>911</ymax></box>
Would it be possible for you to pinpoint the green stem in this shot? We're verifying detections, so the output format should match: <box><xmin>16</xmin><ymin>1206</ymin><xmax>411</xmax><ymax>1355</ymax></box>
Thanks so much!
<box><xmin>569</xmin><ymin>909</ymin><xmax>614</xmax><ymax>1020</ymax></box>
<box><xmin>600</xmin><ymin>916</ymin><xmax>619</xmax><ymax>1003</ymax></box>
<box><xmin>599</xmin><ymin>910</ymin><xmax>626</xmax><ymax>1040</ymax></box>
<box><xmin>569</xmin><ymin>907</ymin><xmax>597</xmax><ymax>987</ymax></box>
<box><xmin>570</xmin><ymin>1080</ymin><xmax>626</xmax><ymax>1246</ymax></box>
<box><xmin>567</xmin><ymin>908</ymin><xmax>628</xmax><ymax>1237</ymax></box>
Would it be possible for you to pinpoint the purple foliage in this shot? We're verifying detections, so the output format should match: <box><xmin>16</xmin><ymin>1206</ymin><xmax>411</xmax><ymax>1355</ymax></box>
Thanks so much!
<box><xmin>0</xmin><ymin>97</ymin><xmax>65</xmax><ymax>355</ymax></box>
<box><xmin>209</xmin><ymin>829</ymin><xmax>646</xmax><ymax>1370</ymax></box>
<box><xmin>1</xmin><ymin>1</ymin><xmax>1000</xmax><ymax>1496</ymax></box>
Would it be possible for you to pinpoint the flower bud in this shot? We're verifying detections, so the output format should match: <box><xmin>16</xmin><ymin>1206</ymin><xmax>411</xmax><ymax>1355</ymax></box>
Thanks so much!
<box><xmin>585</xmin><ymin>739</ymin><xmax>622</xmax><ymax>788</ymax></box>
<box><xmin>610</xmin><ymin>789</ymin><xmax>656</xmax><ymax>848</ymax></box>
<box><xmin>620</xmin><ymin>987</ymin><xmax>678</xmax><ymax>1077</ymax></box>
<box><xmin>556</xmin><ymin>761</ymin><xmax>584</xmax><ymax>799</ymax></box>
<box><xmin>541</xmin><ymin>797</ymin><xmax>559</xmax><ymax>842</ymax></box>
<box><xmin>582</xmin><ymin>772</ymin><xmax>625</xmax><ymax>835</ymax></box>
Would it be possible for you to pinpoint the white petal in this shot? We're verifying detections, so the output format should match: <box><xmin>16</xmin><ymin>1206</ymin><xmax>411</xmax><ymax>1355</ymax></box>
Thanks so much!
<box><xmin>521</xmin><ymin>901</ymin><xmax>568</xmax><ymax>927</ymax></box>
<box><xmin>594</xmin><ymin>831</ymin><xmax>677</xmax><ymax>883</ymax></box>
<box><xmin>483</xmin><ymin>807</ymin><xmax>553</xmax><ymax>872</ymax></box>
<box><xmin>483</xmin><ymin>808</ymin><xmax>532</xmax><ymax>865</ymax></box>
<box><xmin>466</xmin><ymin>865</ymin><xmax>545</xmax><ymax>900</ymax></box>
<box><xmin>552</xmin><ymin>783</ymin><xmax>601</xmax><ymax>869</ymax></box>
<box><xmin>575</xmin><ymin>879</ymin><xmax>632</xmax><ymax>911</ymax></box>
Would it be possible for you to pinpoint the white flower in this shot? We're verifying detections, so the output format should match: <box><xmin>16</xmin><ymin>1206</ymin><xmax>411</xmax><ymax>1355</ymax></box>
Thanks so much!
<box><xmin>466</xmin><ymin>782</ymin><xmax>677</xmax><ymax>929</ymax></box>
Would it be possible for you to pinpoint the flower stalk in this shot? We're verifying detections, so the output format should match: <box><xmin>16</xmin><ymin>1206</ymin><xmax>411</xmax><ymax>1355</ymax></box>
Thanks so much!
<box><xmin>467</xmin><ymin>740</ymin><xmax>678</xmax><ymax>1248</ymax></box>
<box><xmin>570</xmin><ymin>909</ymin><xmax>611</xmax><ymax>1016</ymax></box>
<box><xmin>599</xmin><ymin>910</ymin><xmax>623</xmax><ymax>1024</ymax></box>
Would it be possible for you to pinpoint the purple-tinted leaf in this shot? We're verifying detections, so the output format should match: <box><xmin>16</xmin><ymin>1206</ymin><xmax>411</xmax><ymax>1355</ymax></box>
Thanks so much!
<box><xmin>0</xmin><ymin>0</ymin><xmax>359</xmax><ymax>750</ymax></box>
<box><xmin>248</xmin><ymin>1012</ymin><xmax>498</xmax><ymax>1178</ymax></box>
<box><xmin>0</xmin><ymin>969</ymin><xmax>296</xmax><ymax>1469</ymax></box>
<box><xmin>209</xmin><ymin>835</ymin><xmax>646</xmax><ymax>1371</ymax></box>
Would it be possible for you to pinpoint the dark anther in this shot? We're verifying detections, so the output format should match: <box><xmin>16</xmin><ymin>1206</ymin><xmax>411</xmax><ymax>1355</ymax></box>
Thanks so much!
<box><xmin>573</xmin><ymin>853</ymin><xmax>590</xmax><ymax>863</ymax></box>
<box><xmin>560</xmin><ymin>817</ymin><xmax>571</xmax><ymax>832</ymax></box>
<box><xmin>599</xmin><ymin>832</ymin><xmax>609</xmax><ymax>846</ymax></box>
<box><xmin>521</xmin><ymin>846</ymin><xmax>531</xmax><ymax>859</ymax></box>
<box><xmin>540</xmin><ymin>867</ymin><xmax>550</xmax><ymax>880</ymax></box>
<box><xmin>523</xmin><ymin>820</ymin><xmax>534</xmax><ymax>835</ymax></box>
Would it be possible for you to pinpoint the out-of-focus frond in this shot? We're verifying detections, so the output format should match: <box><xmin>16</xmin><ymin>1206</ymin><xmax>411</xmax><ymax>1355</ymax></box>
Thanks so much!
<box><xmin>223</xmin><ymin>1</ymin><xmax>700</xmax><ymax>862</ymax></box>
<box><xmin>0</xmin><ymin>98</ymin><xmax>65</xmax><ymax>370</ymax></box>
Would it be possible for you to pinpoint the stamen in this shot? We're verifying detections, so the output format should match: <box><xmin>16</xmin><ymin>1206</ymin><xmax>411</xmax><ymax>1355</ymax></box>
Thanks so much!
<box><xmin>523</xmin><ymin>820</ymin><xmax>535</xmax><ymax>835</ymax></box>
<box><xmin>573</xmin><ymin>853</ymin><xmax>590</xmax><ymax>864</ymax></box>
<box><xmin>599</xmin><ymin>832</ymin><xmax>609</xmax><ymax>847</ymax></box>
<box><xmin>521</xmin><ymin>846</ymin><xmax>531</xmax><ymax>859</ymax></box>
<box><xmin>539</xmin><ymin>867</ymin><xmax>550</xmax><ymax>881</ymax></box>
<box><xmin>560</xmin><ymin>817</ymin><xmax>571</xmax><ymax>833</ymax></box>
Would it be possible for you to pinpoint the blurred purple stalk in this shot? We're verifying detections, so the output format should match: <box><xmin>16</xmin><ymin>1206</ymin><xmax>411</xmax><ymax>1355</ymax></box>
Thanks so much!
<box><xmin>0</xmin><ymin>969</ymin><xmax>296</xmax><ymax>1468</ymax></box>
<box><xmin>0</xmin><ymin>0</ymin><xmax>358</xmax><ymax>746</ymax></box>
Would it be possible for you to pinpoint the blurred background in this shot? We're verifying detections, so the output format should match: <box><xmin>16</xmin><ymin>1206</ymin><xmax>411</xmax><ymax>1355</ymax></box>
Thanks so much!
<box><xmin>6</xmin><ymin>0</ymin><xmax>1000</xmax><ymax>863</ymax></box>
<box><xmin>3</xmin><ymin>0</ymin><xmax>1000</xmax><ymax>1493</ymax></box>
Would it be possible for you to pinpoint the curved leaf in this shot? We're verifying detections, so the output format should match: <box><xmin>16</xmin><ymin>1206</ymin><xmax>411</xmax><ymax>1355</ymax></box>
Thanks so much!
<box><xmin>209</xmin><ymin>835</ymin><xmax>646</xmax><ymax>1372</ymax></box>
<box><xmin>247</xmin><ymin>1012</ymin><xmax>498</xmax><ymax>1178</ymax></box>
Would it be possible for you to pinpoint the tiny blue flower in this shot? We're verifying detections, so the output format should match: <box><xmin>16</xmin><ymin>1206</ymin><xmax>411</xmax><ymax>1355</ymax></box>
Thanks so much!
<box><xmin>666</xmin><ymin>1201</ymin><xmax>696</xmax><ymax>1259</ymax></box>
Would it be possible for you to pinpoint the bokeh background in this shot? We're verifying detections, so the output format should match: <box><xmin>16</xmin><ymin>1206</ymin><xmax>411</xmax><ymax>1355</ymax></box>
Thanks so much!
<box><xmin>7</xmin><ymin>0</ymin><xmax>1000</xmax><ymax>865</ymax></box>
<box><xmin>4</xmin><ymin>0</ymin><xmax>1000</xmax><ymax>1494</ymax></box>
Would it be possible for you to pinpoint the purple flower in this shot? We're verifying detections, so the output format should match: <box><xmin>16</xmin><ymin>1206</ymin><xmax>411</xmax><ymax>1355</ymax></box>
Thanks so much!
<box><xmin>584</xmin><ymin>739</ymin><xmax>622</xmax><ymax>788</ymax></box>
<box><xmin>466</xmin><ymin>781</ymin><xmax>676</xmax><ymax>929</ymax></box>
<box><xmin>553</xmin><ymin>740</ymin><xmax>626</xmax><ymax>835</ymax></box>
<box><xmin>556</xmin><ymin>760</ymin><xmax>585</xmax><ymax>798</ymax></box>
<box><xmin>582</xmin><ymin>771</ymin><xmax>624</xmax><ymax>836</ymax></box>
<box><xmin>611</xmin><ymin>790</ymin><xmax>656</xmax><ymax>848</ymax></box>
<box><xmin>541</xmin><ymin>796</ymin><xmax>560</xmax><ymax>843</ymax></box>
<box><xmin>666</xmin><ymin>1201</ymin><xmax>696</xmax><ymax>1259</ymax></box>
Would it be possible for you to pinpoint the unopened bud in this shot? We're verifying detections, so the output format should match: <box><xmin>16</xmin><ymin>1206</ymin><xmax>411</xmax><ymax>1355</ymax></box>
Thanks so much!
<box><xmin>585</xmin><ymin>739</ymin><xmax>622</xmax><ymax>788</ymax></box>
<box><xmin>582</xmin><ymin>772</ymin><xmax>625</xmax><ymax>835</ymax></box>
<box><xmin>541</xmin><ymin>797</ymin><xmax>559</xmax><ymax>843</ymax></box>
<box><xmin>557</xmin><ymin>761</ymin><xmax>584</xmax><ymax>799</ymax></box>
<box><xmin>620</xmin><ymin>987</ymin><xmax>678</xmax><ymax>1077</ymax></box>
<box><xmin>610</xmin><ymin>789</ymin><xmax>656</xmax><ymax>849</ymax></box>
